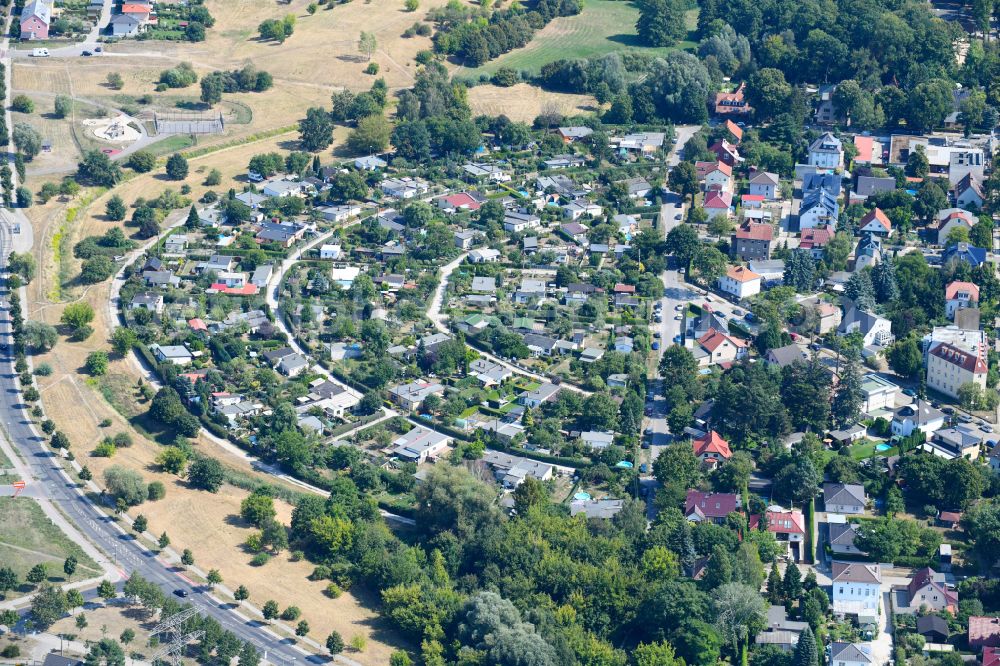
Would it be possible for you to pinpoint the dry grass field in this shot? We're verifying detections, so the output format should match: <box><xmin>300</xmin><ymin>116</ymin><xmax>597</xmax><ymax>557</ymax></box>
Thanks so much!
<box><xmin>467</xmin><ymin>83</ymin><xmax>598</xmax><ymax>122</ymax></box>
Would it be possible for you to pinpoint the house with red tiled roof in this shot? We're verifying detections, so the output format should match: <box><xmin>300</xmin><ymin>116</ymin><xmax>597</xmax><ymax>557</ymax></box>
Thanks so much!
<box><xmin>696</xmin><ymin>160</ymin><xmax>733</xmax><ymax>193</ymax></box>
<box><xmin>697</xmin><ymin>329</ymin><xmax>749</xmax><ymax>366</ymax></box>
<box><xmin>704</xmin><ymin>190</ymin><xmax>733</xmax><ymax>221</ymax></box>
<box><xmin>713</xmin><ymin>82</ymin><xmax>752</xmax><ymax>117</ymax></box>
<box><xmin>927</xmin><ymin>341</ymin><xmax>988</xmax><ymax>400</ymax></box>
<box><xmin>799</xmin><ymin>225</ymin><xmax>834</xmax><ymax>259</ymax></box>
<box><xmin>209</xmin><ymin>283</ymin><xmax>260</xmax><ymax>296</ymax></box>
<box><xmin>685</xmin><ymin>490</ymin><xmax>741</xmax><ymax>524</ymax></box>
<box><xmin>732</xmin><ymin>223</ymin><xmax>773</xmax><ymax>261</ymax></box>
<box><xmin>859</xmin><ymin>207</ymin><xmax>892</xmax><ymax>236</ymax></box>
<box><xmin>719</xmin><ymin>265</ymin><xmax>761</xmax><ymax>299</ymax></box>
<box><xmin>709</xmin><ymin>139</ymin><xmax>741</xmax><ymax>166</ymax></box>
<box><xmin>934</xmin><ymin>208</ymin><xmax>975</xmax><ymax>245</ymax></box>
<box><xmin>898</xmin><ymin>567</ymin><xmax>958</xmax><ymax>615</ymax></box>
<box><xmin>969</xmin><ymin>616</ymin><xmax>1000</xmax><ymax>649</ymax></box>
<box><xmin>692</xmin><ymin>431</ymin><xmax>732</xmax><ymax>467</ymax></box>
<box><xmin>853</xmin><ymin>136</ymin><xmax>875</xmax><ymax>164</ymax></box>
<box><xmin>946</xmin><ymin>281</ymin><xmax>980</xmax><ymax>319</ymax></box>
<box><xmin>724</xmin><ymin>119</ymin><xmax>743</xmax><ymax>144</ymax></box>
<box><xmin>983</xmin><ymin>646</ymin><xmax>1000</xmax><ymax>666</ymax></box>
<box><xmin>750</xmin><ymin>508</ymin><xmax>806</xmax><ymax>558</ymax></box>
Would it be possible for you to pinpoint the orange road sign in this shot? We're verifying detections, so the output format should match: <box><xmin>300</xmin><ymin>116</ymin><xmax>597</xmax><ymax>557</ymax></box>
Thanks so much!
<box><xmin>12</xmin><ymin>480</ymin><xmax>25</xmax><ymax>497</ymax></box>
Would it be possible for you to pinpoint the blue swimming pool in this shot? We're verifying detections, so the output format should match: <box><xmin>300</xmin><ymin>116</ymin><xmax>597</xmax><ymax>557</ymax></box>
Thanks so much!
<box><xmin>875</xmin><ymin>443</ymin><xmax>892</xmax><ymax>452</ymax></box>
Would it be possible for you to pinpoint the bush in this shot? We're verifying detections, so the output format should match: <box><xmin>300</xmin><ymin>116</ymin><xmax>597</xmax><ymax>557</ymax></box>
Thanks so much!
<box><xmin>85</xmin><ymin>350</ymin><xmax>109</xmax><ymax>376</ymax></box>
<box><xmin>11</xmin><ymin>95</ymin><xmax>34</xmax><ymax>113</ymax></box>
<box><xmin>1</xmin><ymin>645</ymin><xmax>21</xmax><ymax>658</ymax></box>
<box><xmin>165</xmin><ymin>153</ymin><xmax>189</xmax><ymax>180</ymax></box>
<box><xmin>127</xmin><ymin>151</ymin><xmax>156</xmax><ymax>173</ymax></box>
<box><xmin>16</xmin><ymin>186</ymin><xmax>31</xmax><ymax>208</ymax></box>
<box><xmin>54</xmin><ymin>95</ymin><xmax>72</xmax><ymax>119</ymax></box>
<box><xmin>94</xmin><ymin>441</ymin><xmax>117</xmax><ymax>457</ymax></box>
<box><xmin>103</xmin><ymin>465</ymin><xmax>146</xmax><ymax>505</ymax></box>
<box><xmin>364</xmin><ymin>62</ymin><xmax>379</xmax><ymax>75</ymax></box>
<box><xmin>250</xmin><ymin>552</ymin><xmax>270</xmax><ymax>566</ymax></box>
<box><xmin>147</xmin><ymin>481</ymin><xmax>166</xmax><ymax>501</ymax></box>
<box><xmin>280</xmin><ymin>606</ymin><xmax>301</xmax><ymax>621</ymax></box>
<box><xmin>325</xmin><ymin>583</ymin><xmax>342</xmax><ymax>598</ymax></box>
<box><xmin>106</xmin><ymin>72</ymin><xmax>124</xmax><ymax>90</ymax></box>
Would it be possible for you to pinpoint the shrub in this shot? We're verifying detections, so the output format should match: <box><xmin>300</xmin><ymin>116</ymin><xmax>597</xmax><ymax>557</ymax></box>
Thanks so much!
<box><xmin>2</xmin><ymin>645</ymin><xmax>21</xmax><ymax>658</ymax></box>
<box><xmin>364</xmin><ymin>62</ymin><xmax>379</xmax><ymax>75</ymax></box>
<box><xmin>94</xmin><ymin>441</ymin><xmax>116</xmax><ymax>457</ymax></box>
<box><xmin>126</xmin><ymin>151</ymin><xmax>156</xmax><ymax>173</ymax></box>
<box><xmin>250</xmin><ymin>552</ymin><xmax>270</xmax><ymax>566</ymax></box>
<box><xmin>34</xmin><ymin>363</ymin><xmax>53</xmax><ymax>376</ymax></box>
<box><xmin>147</xmin><ymin>481</ymin><xmax>166</xmax><ymax>500</ymax></box>
<box><xmin>103</xmin><ymin>465</ymin><xmax>146</xmax><ymax>505</ymax></box>
<box><xmin>11</xmin><ymin>95</ymin><xmax>34</xmax><ymax>113</ymax></box>
<box><xmin>280</xmin><ymin>606</ymin><xmax>301</xmax><ymax>621</ymax></box>
<box><xmin>325</xmin><ymin>583</ymin><xmax>341</xmax><ymax>598</ymax></box>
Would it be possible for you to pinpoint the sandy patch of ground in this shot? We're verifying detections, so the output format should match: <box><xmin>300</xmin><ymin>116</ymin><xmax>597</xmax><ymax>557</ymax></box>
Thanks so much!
<box><xmin>467</xmin><ymin>83</ymin><xmax>598</xmax><ymax>122</ymax></box>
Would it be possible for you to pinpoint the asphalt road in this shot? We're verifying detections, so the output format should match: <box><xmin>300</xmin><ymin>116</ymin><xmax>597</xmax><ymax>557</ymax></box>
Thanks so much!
<box><xmin>0</xmin><ymin>226</ymin><xmax>329</xmax><ymax>665</ymax></box>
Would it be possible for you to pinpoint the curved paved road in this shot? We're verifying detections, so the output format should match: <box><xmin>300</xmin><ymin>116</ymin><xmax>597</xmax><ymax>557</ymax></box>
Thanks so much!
<box><xmin>427</xmin><ymin>252</ymin><xmax>590</xmax><ymax>395</ymax></box>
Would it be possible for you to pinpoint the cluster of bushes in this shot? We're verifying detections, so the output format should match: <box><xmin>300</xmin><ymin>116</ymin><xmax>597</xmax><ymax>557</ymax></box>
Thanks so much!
<box><xmin>73</xmin><ymin>227</ymin><xmax>134</xmax><ymax>284</ymax></box>
<box><xmin>157</xmin><ymin>62</ymin><xmax>198</xmax><ymax>90</ymax></box>
<box><xmin>200</xmin><ymin>64</ymin><xmax>273</xmax><ymax>105</ymax></box>
<box><xmin>258</xmin><ymin>14</ymin><xmax>295</xmax><ymax>42</ymax></box>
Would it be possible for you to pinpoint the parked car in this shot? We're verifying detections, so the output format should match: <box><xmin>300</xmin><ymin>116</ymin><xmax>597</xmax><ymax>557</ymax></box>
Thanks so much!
<box><xmin>639</xmin><ymin>463</ymin><xmax>649</xmax><ymax>474</ymax></box>
<box><xmin>902</xmin><ymin>388</ymin><xmax>917</xmax><ymax>397</ymax></box>
<box><xmin>651</xmin><ymin>341</ymin><xmax>660</xmax><ymax>350</ymax></box>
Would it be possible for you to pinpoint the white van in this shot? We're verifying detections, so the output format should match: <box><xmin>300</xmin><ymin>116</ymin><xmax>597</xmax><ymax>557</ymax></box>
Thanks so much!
<box><xmin>31</xmin><ymin>48</ymin><xmax>49</xmax><ymax>57</ymax></box>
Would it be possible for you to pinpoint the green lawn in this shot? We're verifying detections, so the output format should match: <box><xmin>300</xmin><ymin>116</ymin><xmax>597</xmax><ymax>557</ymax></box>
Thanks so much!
<box><xmin>461</xmin><ymin>0</ymin><xmax>697</xmax><ymax>78</ymax></box>
<box><xmin>0</xmin><ymin>498</ymin><xmax>102</xmax><ymax>598</ymax></box>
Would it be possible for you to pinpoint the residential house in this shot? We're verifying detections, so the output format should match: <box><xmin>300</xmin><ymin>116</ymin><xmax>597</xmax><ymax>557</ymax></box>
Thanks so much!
<box><xmin>766</xmin><ymin>343</ymin><xmax>807</xmax><ymax>368</ymax></box>
<box><xmin>354</xmin><ymin>155</ymin><xmax>386</xmax><ymax>171</ymax></box>
<box><xmin>685</xmin><ymin>490</ymin><xmax>741</xmax><ymax>524</ymax></box>
<box><xmin>557</xmin><ymin>126</ymin><xmax>593</xmax><ymax>143</ymax></box>
<box><xmin>543</xmin><ymin>154</ymin><xmax>587</xmax><ymax>169</ymax></box>
<box><xmin>935</xmin><ymin>208</ymin><xmax>976</xmax><ymax>246</ymax></box>
<box><xmin>799</xmin><ymin>188</ymin><xmax>839</xmax><ymax>230</ymax></box>
<box><xmin>709</xmin><ymin>139</ymin><xmax>740</xmax><ymax>167</ymax></box>
<box><xmin>970</xmin><ymin>617</ymin><xmax>1000</xmax><ymax>649</ymax></box>
<box><xmin>143</xmin><ymin>270</ymin><xmax>180</xmax><ymax>288</ymax></box>
<box><xmin>614</xmin><ymin>336</ymin><xmax>634</xmax><ymax>353</ymax></box>
<box><xmin>946</xmin><ymin>281</ymin><xmax>980</xmax><ymax>319</ymax></box>
<box><xmin>955</xmin><ymin>173</ymin><xmax>985</xmax><ymax>210</ymax></box>
<box><xmin>697</xmin><ymin>161</ymin><xmax>734</xmax><ymax>192</ymax></box>
<box><xmin>570</xmin><ymin>499</ymin><xmax>625</xmax><ymax>519</ymax></box>
<box><xmin>750</xmin><ymin>508</ymin><xmax>806</xmax><ymax>557</ymax></box>
<box><xmin>524</xmin><ymin>333</ymin><xmax>559</xmax><ymax>357</ymax></box>
<box><xmin>724</xmin><ymin>119</ymin><xmax>744</xmax><ymax>144</ymax></box>
<box><xmin>261</xmin><ymin>179</ymin><xmax>307</xmax><ymax>198</ymax></box>
<box><xmin>704</xmin><ymin>190</ymin><xmax>733</xmax><ymax>220</ymax></box>
<box><xmin>276</xmin><ymin>353</ymin><xmax>309</xmax><ymax>377</ymax></box>
<box><xmin>389</xmin><ymin>381</ymin><xmax>445</xmax><ymax>411</ymax></box>
<box><xmin>391</xmin><ymin>426</ymin><xmax>451</xmax><ymax>463</ymax></box>
<box><xmin>129</xmin><ymin>292</ymin><xmax>163</xmax><ymax>314</ymax></box>
<box><xmin>319</xmin><ymin>204</ymin><xmax>362</xmax><ymax>223</ymax></box>
<box><xmin>829</xmin><ymin>521</ymin><xmax>865</xmax><ymax>556</ymax></box>
<box><xmin>831</xmin><ymin>562</ymin><xmax>881</xmax><ymax>617</ymax></box>
<box><xmin>860</xmin><ymin>374</ymin><xmax>898</xmax><ymax>413</ymax></box>
<box><xmin>697</xmin><ymin>329</ymin><xmax>748</xmax><ymax>365</ymax></box>
<box><xmin>926</xmin><ymin>341</ymin><xmax>988</xmax><ymax>400</ymax></box>
<box><xmin>380</xmin><ymin>177</ymin><xmax>429</xmax><ymax>199</ymax></box>
<box><xmin>898</xmin><ymin>568</ymin><xmax>958</xmax><ymax>614</ymax></box>
<box><xmin>839</xmin><ymin>306</ymin><xmax>893</xmax><ymax>347</ymax></box>
<box><xmin>514</xmin><ymin>278</ymin><xmax>547</xmax><ymax>304</ymax></box>
<box><xmin>943</xmin><ymin>242</ymin><xmax>988</xmax><ymax>268</ymax></box>
<box><xmin>469</xmin><ymin>248</ymin><xmax>501</xmax><ymax>263</ymax></box>
<box><xmin>917</xmin><ymin>616</ymin><xmax>950</xmax><ymax>644</ymax></box>
<box><xmin>520</xmin><ymin>382</ymin><xmax>560</xmax><ymax>408</ymax></box>
<box><xmin>824</xmin><ymin>483</ymin><xmax>867</xmax><ymax>514</ymax></box>
<box><xmin>462</xmin><ymin>163</ymin><xmax>510</xmax><ymax>183</ymax></box>
<box><xmin>732</xmin><ymin>223</ymin><xmax>773</xmax><ymax>261</ymax></box>
<box><xmin>891</xmin><ymin>400</ymin><xmax>946</xmax><ymax>438</ymax></box>
<box><xmin>859</xmin><ymin>208</ymin><xmax>892</xmax><ymax>236</ymax></box>
<box><xmin>561</xmin><ymin>222</ymin><xmax>590</xmax><ymax>243</ymax></box>
<box><xmin>621</xmin><ymin>177</ymin><xmax>652</xmax><ymax>199</ymax></box>
<box><xmin>164</xmin><ymin>234</ymin><xmax>187</xmax><ymax>253</ymax></box>
<box><xmin>713</xmin><ymin>82</ymin><xmax>751</xmax><ymax>116</ymax></box>
<box><xmin>616</xmin><ymin>132</ymin><xmax>666</xmax><ymax>153</ymax></box>
<box><xmin>110</xmin><ymin>12</ymin><xmax>142</xmax><ymax>36</ymax></box>
<box><xmin>755</xmin><ymin>606</ymin><xmax>808</xmax><ymax>652</ymax></box>
<box><xmin>483</xmin><ymin>450</ymin><xmax>553</xmax><ymax>488</ymax></box>
<box><xmin>562</xmin><ymin>200</ymin><xmax>602</xmax><ymax>221</ymax></box>
<box><xmin>150</xmin><ymin>344</ymin><xmax>192</xmax><ymax>366</ymax></box>
<box><xmin>949</xmin><ymin>148</ymin><xmax>985</xmax><ymax>186</ymax></box>
<box><xmin>319</xmin><ymin>244</ymin><xmax>342</xmax><ymax>260</ymax></box>
<box><xmin>815</xmin><ymin>84</ymin><xmax>839</xmax><ymax>124</ymax></box>
<box><xmin>503</xmin><ymin>211</ymin><xmax>541</xmax><ymax>233</ymax></box>
<box><xmin>854</xmin><ymin>234</ymin><xmax>883</xmax><ymax>273</ymax></box>
<box><xmin>829</xmin><ymin>643</ymin><xmax>874</xmax><ymax>666</ymax></box>
<box><xmin>799</xmin><ymin>226</ymin><xmax>835</xmax><ymax>260</ymax></box>
<box><xmin>580</xmin><ymin>431</ymin><xmax>615</xmax><ymax>450</ymax></box>
<box><xmin>719</xmin><ymin>265</ymin><xmax>761</xmax><ymax>300</ymax></box>
<box><xmin>692</xmin><ymin>431</ymin><xmax>731</xmax><ymax>468</ymax></box>
<box><xmin>854</xmin><ymin>175</ymin><xmax>896</xmax><ymax>199</ymax></box>
<box><xmin>748</xmin><ymin>171</ymin><xmax>780</xmax><ymax>200</ymax></box>
<box><xmin>436</xmin><ymin>191</ymin><xmax>485</xmax><ymax>213</ymax></box>
<box><xmin>853</xmin><ymin>136</ymin><xmax>884</xmax><ymax>166</ymax></box>
<box><xmin>808</xmin><ymin>132</ymin><xmax>845</xmax><ymax>169</ymax></box>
